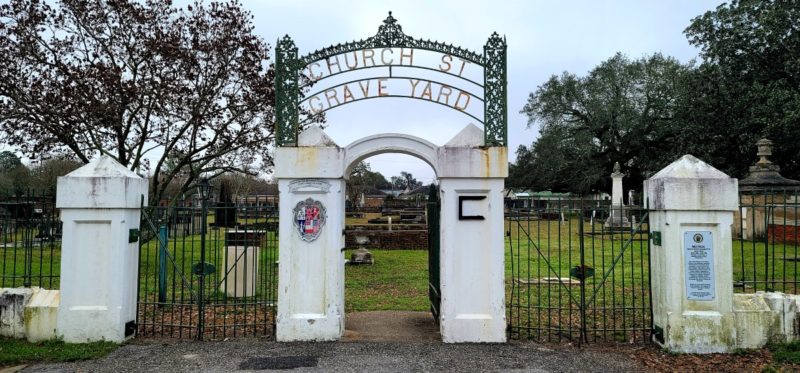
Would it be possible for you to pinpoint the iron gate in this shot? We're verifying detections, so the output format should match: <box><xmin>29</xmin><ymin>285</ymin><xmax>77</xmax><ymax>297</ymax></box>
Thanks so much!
<box><xmin>427</xmin><ymin>185</ymin><xmax>441</xmax><ymax>321</ymax></box>
<box><xmin>136</xmin><ymin>200</ymin><xmax>278</xmax><ymax>339</ymax></box>
<box><xmin>507</xmin><ymin>199</ymin><xmax>652</xmax><ymax>343</ymax></box>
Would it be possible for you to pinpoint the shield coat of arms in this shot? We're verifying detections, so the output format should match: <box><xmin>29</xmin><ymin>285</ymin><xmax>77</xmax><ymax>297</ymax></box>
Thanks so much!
<box><xmin>293</xmin><ymin>198</ymin><xmax>327</xmax><ymax>242</ymax></box>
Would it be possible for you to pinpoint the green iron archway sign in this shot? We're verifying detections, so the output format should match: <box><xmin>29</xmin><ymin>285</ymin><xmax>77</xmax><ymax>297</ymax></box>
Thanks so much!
<box><xmin>275</xmin><ymin>12</ymin><xmax>507</xmax><ymax>147</ymax></box>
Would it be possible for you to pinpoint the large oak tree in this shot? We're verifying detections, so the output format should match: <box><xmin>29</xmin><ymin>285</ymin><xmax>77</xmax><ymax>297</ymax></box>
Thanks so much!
<box><xmin>684</xmin><ymin>0</ymin><xmax>800</xmax><ymax>180</ymax></box>
<box><xmin>515</xmin><ymin>53</ymin><xmax>694</xmax><ymax>193</ymax></box>
<box><xmin>0</xmin><ymin>0</ymin><xmax>279</xmax><ymax>204</ymax></box>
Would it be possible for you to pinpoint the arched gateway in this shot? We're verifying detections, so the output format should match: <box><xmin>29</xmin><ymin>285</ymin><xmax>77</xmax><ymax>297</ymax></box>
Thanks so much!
<box><xmin>274</xmin><ymin>13</ymin><xmax>508</xmax><ymax>343</ymax></box>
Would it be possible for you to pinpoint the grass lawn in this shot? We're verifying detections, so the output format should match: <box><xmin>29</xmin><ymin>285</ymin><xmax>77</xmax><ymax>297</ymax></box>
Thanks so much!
<box><xmin>0</xmin><ymin>338</ymin><xmax>117</xmax><ymax>367</ymax></box>
<box><xmin>768</xmin><ymin>340</ymin><xmax>800</xmax><ymax>365</ymax></box>
<box><xmin>0</xmin><ymin>240</ymin><xmax>61</xmax><ymax>289</ymax></box>
<box><xmin>345</xmin><ymin>249</ymin><xmax>429</xmax><ymax>312</ymax></box>
<box><xmin>136</xmin><ymin>227</ymin><xmax>279</xmax><ymax>303</ymax></box>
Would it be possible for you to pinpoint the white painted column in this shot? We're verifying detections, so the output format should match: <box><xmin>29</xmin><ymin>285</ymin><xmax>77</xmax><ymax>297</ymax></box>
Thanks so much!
<box><xmin>437</xmin><ymin>142</ymin><xmax>507</xmax><ymax>343</ymax></box>
<box><xmin>438</xmin><ymin>177</ymin><xmax>506</xmax><ymax>343</ymax></box>
<box><xmin>276</xmin><ymin>177</ymin><xmax>345</xmax><ymax>341</ymax></box>
<box><xmin>275</xmin><ymin>127</ymin><xmax>346</xmax><ymax>341</ymax></box>
<box><xmin>56</xmin><ymin>156</ymin><xmax>147</xmax><ymax>343</ymax></box>
<box><xmin>645</xmin><ymin>155</ymin><xmax>738</xmax><ymax>353</ymax></box>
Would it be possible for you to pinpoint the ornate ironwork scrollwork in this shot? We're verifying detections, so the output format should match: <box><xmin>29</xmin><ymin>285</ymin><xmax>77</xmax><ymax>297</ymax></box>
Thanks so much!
<box><xmin>483</xmin><ymin>32</ymin><xmax>507</xmax><ymax>146</ymax></box>
<box><xmin>300</xmin><ymin>12</ymin><xmax>484</xmax><ymax>65</ymax></box>
<box><xmin>275</xmin><ymin>12</ymin><xmax>508</xmax><ymax>147</ymax></box>
<box><xmin>276</xmin><ymin>35</ymin><xmax>299</xmax><ymax>146</ymax></box>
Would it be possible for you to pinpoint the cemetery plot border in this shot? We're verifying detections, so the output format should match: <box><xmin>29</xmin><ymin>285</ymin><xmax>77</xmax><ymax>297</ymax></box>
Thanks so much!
<box><xmin>136</xmin><ymin>201</ymin><xmax>279</xmax><ymax>340</ymax></box>
<box><xmin>506</xmin><ymin>198</ymin><xmax>652</xmax><ymax>344</ymax></box>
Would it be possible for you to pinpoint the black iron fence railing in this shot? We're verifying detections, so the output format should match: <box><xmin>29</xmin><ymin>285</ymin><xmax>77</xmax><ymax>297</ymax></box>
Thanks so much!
<box><xmin>136</xmin><ymin>198</ymin><xmax>279</xmax><ymax>340</ymax></box>
<box><xmin>734</xmin><ymin>188</ymin><xmax>800</xmax><ymax>294</ymax></box>
<box><xmin>0</xmin><ymin>191</ymin><xmax>61</xmax><ymax>289</ymax></box>
<box><xmin>506</xmin><ymin>198</ymin><xmax>652</xmax><ymax>344</ymax></box>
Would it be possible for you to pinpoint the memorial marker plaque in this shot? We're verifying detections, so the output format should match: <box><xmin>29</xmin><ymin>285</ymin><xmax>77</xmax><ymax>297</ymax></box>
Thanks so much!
<box><xmin>684</xmin><ymin>231</ymin><xmax>715</xmax><ymax>301</ymax></box>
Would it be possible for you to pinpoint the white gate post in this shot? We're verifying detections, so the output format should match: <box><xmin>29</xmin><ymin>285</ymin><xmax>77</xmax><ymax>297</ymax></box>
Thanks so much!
<box><xmin>275</xmin><ymin>128</ymin><xmax>346</xmax><ymax>341</ymax></box>
<box><xmin>437</xmin><ymin>141</ymin><xmax>507</xmax><ymax>343</ymax></box>
<box><xmin>56</xmin><ymin>156</ymin><xmax>147</xmax><ymax>343</ymax></box>
<box><xmin>645</xmin><ymin>155</ymin><xmax>738</xmax><ymax>353</ymax></box>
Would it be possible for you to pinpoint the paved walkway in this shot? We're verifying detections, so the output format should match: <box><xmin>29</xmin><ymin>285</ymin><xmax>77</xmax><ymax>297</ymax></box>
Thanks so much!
<box><xmin>23</xmin><ymin>312</ymin><xmax>642</xmax><ymax>372</ymax></box>
<box><xmin>343</xmin><ymin>311</ymin><xmax>441</xmax><ymax>342</ymax></box>
<box><xmin>26</xmin><ymin>340</ymin><xmax>641</xmax><ymax>372</ymax></box>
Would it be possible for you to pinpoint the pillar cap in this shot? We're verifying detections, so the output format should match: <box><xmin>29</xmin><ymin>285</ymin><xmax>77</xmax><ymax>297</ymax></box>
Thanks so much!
<box><xmin>645</xmin><ymin>155</ymin><xmax>738</xmax><ymax>211</ymax></box>
<box><xmin>651</xmin><ymin>154</ymin><xmax>730</xmax><ymax>180</ymax></box>
<box><xmin>57</xmin><ymin>155</ymin><xmax>147</xmax><ymax>209</ymax></box>
<box><xmin>64</xmin><ymin>155</ymin><xmax>141</xmax><ymax>178</ymax></box>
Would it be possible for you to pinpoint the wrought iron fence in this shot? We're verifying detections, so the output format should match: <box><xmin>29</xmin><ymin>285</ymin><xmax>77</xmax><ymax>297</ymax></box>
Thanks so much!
<box><xmin>427</xmin><ymin>185</ymin><xmax>441</xmax><ymax>321</ymax></box>
<box><xmin>0</xmin><ymin>191</ymin><xmax>61</xmax><ymax>289</ymax></box>
<box><xmin>734</xmin><ymin>188</ymin><xmax>800</xmax><ymax>293</ymax></box>
<box><xmin>136</xmin><ymin>197</ymin><xmax>279</xmax><ymax>339</ymax></box>
<box><xmin>506</xmin><ymin>198</ymin><xmax>652</xmax><ymax>344</ymax></box>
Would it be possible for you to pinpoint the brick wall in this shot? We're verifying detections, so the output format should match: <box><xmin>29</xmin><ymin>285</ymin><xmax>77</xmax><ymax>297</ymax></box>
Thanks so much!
<box><xmin>769</xmin><ymin>224</ymin><xmax>800</xmax><ymax>245</ymax></box>
<box><xmin>345</xmin><ymin>230</ymin><xmax>428</xmax><ymax>250</ymax></box>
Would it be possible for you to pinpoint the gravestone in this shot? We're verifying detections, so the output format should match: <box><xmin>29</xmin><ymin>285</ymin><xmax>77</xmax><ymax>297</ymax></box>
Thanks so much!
<box><xmin>604</xmin><ymin>162</ymin><xmax>631</xmax><ymax>229</ymax></box>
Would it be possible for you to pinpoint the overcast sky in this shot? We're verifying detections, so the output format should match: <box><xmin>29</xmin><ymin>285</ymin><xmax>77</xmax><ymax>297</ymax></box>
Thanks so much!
<box><xmin>4</xmin><ymin>1</ymin><xmax>727</xmax><ymax>183</ymax></box>
<box><xmin>236</xmin><ymin>0</ymin><xmax>724</xmax><ymax>184</ymax></box>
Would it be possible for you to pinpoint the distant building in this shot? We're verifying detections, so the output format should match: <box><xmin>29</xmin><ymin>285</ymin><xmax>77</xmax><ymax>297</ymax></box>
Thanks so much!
<box><xmin>504</xmin><ymin>189</ymin><xmax>610</xmax><ymax>209</ymax></box>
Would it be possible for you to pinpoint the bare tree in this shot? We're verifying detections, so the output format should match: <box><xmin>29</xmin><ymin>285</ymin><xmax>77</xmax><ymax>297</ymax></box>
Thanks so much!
<box><xmin>0</xmin><ymin>0</ymin><xmax>292</xmax><ymax>204</ymax></box>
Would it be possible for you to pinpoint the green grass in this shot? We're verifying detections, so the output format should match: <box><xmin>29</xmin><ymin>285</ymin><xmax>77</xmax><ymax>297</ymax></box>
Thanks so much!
<box><xmin>504</xmin><ymin>218</ymin><xmax>653</xmax><ymax>341</ymax></box>
<box><xmin>345</xmin><ymin>249</ymin><xmax>429</xmax><ymax>312</ymax></box>
<box><xmin>769</xmin><ymin>341</ymin><xmax>800</xmax><ymax>365</ymax></box>
<box><xmin>733</xmin><ymin>239</ymin><xmax>800</xmax><ymax>293</ymax></box>
<box><xmin>136</xmin><ymin>227</ymin><xmax>279</xmax><ymax>303</ymax></box>
<box><xmin>0</xmin><ymin>241</ymin><xmax>61</xmax><ymax>288</ymax></box>
<box><xmin>0</xmin><ymin>338</ymin><xmax>117</xmax><ymax>366</ymax></box>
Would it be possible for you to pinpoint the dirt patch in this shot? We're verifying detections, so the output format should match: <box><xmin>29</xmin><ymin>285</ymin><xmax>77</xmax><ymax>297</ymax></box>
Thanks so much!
<box><xmin>620</xmin><ymin>345</ymin><xmax>797</xmax><ymax>372</ymax></box>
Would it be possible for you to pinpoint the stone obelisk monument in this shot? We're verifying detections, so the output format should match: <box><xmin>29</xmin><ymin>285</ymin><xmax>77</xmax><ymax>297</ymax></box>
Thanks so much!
<box><xmin>605</xmin><ymin>162</ymin><xmax>631</xmax><ymax>229</ymax></box>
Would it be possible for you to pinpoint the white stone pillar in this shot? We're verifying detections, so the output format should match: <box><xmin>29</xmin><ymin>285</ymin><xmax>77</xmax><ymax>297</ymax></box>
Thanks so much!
<box><xmin>645</xmin><ymin>155</ymin><xmax>738</xmax><ymax>353</ymax></box>
<box><xmin>437</xmin><ymin>144</ymin><xmax>507</xmax><ymax>343</ymax></box>
<box><xmin>275</xmin><ymin>128</ymin><xmax>346</xmax><ymax>341</ymax></box>
<box><xmin>56</xmin><ymin>156</ymin><xmax>147</xmax><ymax>343</ymax></box>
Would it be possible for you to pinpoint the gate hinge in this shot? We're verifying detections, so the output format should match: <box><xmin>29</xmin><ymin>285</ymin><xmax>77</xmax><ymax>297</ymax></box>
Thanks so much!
<box><xmin>651</xmin><ymin>231</ymin><xmax>661</xmax><ymax>246</ymax></box>
<box><xmin>128</xmin><ymin>228</ymin><xmax>140</xmax><ymax>243</ymax></box>
<box><xmin>124</xmin><ymin>320</ymin><xmax>136</xmax><ymax>337</ymax></box>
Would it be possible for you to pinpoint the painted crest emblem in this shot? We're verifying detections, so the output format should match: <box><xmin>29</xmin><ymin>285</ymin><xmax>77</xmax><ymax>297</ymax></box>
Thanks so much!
<box><xmin>293</xmin><ymin>198</ymin><xmax>326</xmax><ymax>242</ymax></box>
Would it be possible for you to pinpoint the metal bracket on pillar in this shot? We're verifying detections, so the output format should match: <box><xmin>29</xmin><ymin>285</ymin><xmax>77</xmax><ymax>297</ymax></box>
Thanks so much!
<box><xmin>128</xmin><ymin>228</ymin><xmax>140</xmax><ymax>243</ymax></box>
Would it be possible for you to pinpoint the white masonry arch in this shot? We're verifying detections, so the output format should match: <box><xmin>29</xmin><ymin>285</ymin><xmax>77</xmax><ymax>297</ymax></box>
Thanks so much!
<box><xmin>343</xmin><ymin>133</ymin><xmax>440</xmax><ymax>178</ymax></box>
<box><xmin>274</xmin><ymin>125</ymin><xmax>507</xmax><ymax>343</ymax></box>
